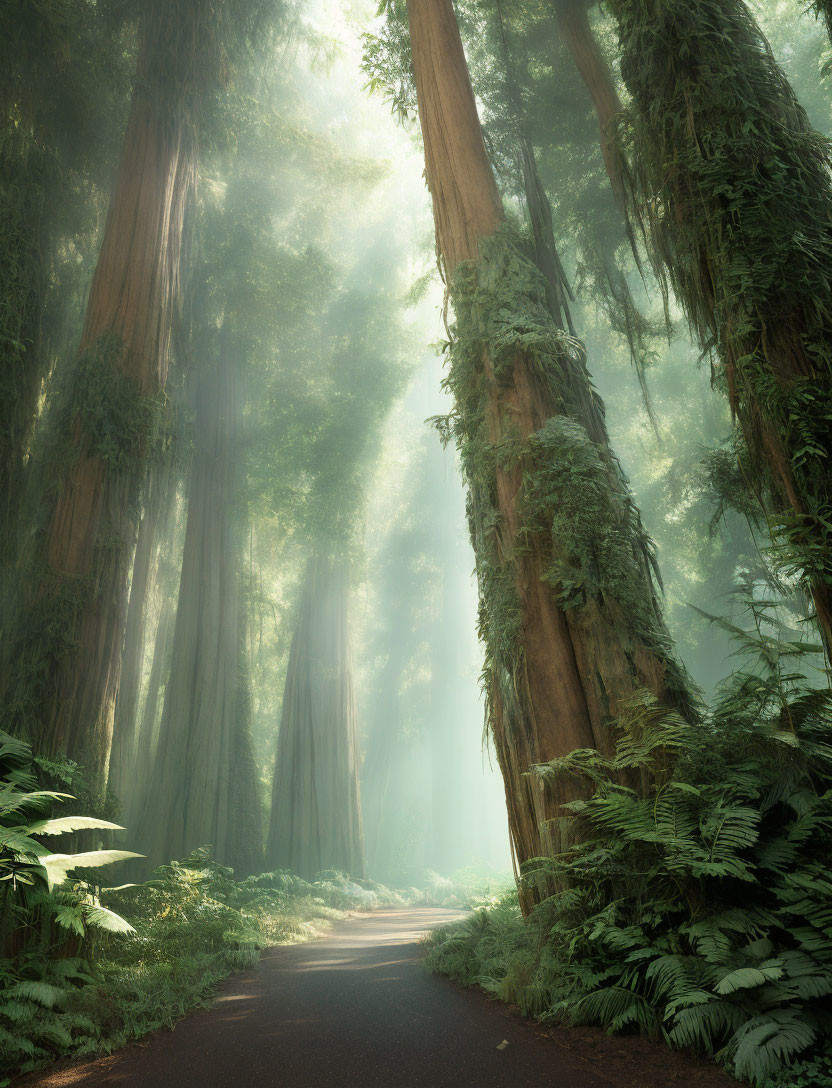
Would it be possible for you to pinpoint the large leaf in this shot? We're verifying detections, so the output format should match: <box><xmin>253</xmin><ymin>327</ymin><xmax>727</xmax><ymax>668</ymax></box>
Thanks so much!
<box><xmin>6</xmin><ymin>981</ymin><xmax>67</xmax><ymax>1009</ymax></box>
<box><xmin>0</xmin><ymin>828</ymin><xmax>50</xmax><ymax>858</ymax></box>
<box><xmin>82</xmin><ymin>904</ymin><xmax>135</xmax><ymax>934</ymax></box>
<box><xmin>715</xmin><ymin>962</ymin><xmax>783</xmax><ymax>995</ymax></box>
<box><xmin>0</xmin><ymin>789</ymin><xmax>73</xmax><ymax>818</ymax></box>
<box><xmin>27</xmin><ymin>816</ymin><xmax>126</xmax><ymax>836</ymax></box>
<box><xmin>41</xmin><ymin>850</ymin><xmax>144</xmax><ymax>889</ymax></box>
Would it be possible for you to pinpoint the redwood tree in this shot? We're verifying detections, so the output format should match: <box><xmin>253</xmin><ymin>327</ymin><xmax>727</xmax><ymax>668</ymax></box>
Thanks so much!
<box><xmin>266</xmin><ymin>555</ymin><xmax>366</xmax><ymax>880</ymax></box>
<box><xmin>107</xmin><ymin>444</ymin><xmax>176</xmax><ymax>807</ymax></box>
<box><xmin>0</xmin><ymin>3</ymin><xmax>200</xmax><ymax>784</ymax></box>
<box><xmin>406</xmin><ymin>0</ymin><xmax>691</xmax><ymax>889</ymax></box>
<box><xmin>606</xmin><ymin>0</ymin><xmax>832</xmax><ymax>655</ymax></box>
<box><xmin>136</xmin><ymin>337</ymin><xmax>263</xmax><ymax>875</ymax></box>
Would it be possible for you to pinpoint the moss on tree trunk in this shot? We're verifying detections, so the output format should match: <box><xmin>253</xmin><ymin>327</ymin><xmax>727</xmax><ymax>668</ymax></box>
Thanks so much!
<box><xmin>407</xmin><ymin>0</ymin><xmax>691</xmax><ymax>906</ymax></box>
<box><xmin>607</xmin><ymin>0</ymin><xmax>832</xmax><ymax>656</ymax></box>
<box><xmin>0</xmin><ymin>6</ymin><xmax>197</xmax><ymax>786</ymax></box>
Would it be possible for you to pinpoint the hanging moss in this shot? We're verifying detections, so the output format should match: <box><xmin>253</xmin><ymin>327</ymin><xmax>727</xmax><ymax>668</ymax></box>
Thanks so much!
<box><xmin>440</xmin><ymin>223</ymin><xmax>692</xmax><ymax>742</ymax></box>
<box><xmin>0</xmin><ymin>329</ymin><xmax>165</xmax><ymax>782</ymax></box>
<box><xmin>811</xmin><ymin>0</ymin><xmax>832</xmax><ymax>44</ymax></box>
<box><xmin>524</xmin><ymin>416</ymin><xmax>658</xmax><ymax>624</ymax></box>
<box><xmin>607</xmin><ymin>0</ymin><xmax>832</xmax><ymax>647</ymax></box>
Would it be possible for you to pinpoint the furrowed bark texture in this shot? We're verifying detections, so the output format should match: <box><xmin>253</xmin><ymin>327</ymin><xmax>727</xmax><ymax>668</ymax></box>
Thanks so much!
<box><xmin>1</xmin><ymin>7</ymin><xmax>196</xmax><ymax>785</ymax></box>
<box><xmin>137</xmin><ymin>344</ymin><xmax>262</xmax><ymax>876</ymax></box>
<box><xmin>607</xmin><ymin>0</ymin><xmax>832</xmax><ymax>656</ymax></box>
<box><xmin>267</xmin><ymin>556</ymin><xmax>366</xmax><ymax>880</ymax></box>
<box><xmin>407</xmin><ymin>0</ymin><xmax>689</xmax><ymax>904</ymax></box>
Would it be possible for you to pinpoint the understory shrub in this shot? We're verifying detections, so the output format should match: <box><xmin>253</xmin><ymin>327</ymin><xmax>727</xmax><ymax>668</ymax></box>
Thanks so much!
<box><xmin>1</xmin><ymin>788</ymin><xmax>410</xmax><ymax>1088</ymax></box>
<box><xmin>426</xmin><ymin>614</ymin><xmax>832</xmax><ymax>1086</ymax></box>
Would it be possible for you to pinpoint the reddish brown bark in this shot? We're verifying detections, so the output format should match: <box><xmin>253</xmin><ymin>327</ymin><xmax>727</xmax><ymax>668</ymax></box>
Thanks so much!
<box><xmin>407</xmin><ymin>0</ymin><xmax>686</xmax><ymax>901</ymax></box>
<box><xmin>10</xmin><ymin>13</ymin><xmax>196</xmax><ymax>785</ymax></box>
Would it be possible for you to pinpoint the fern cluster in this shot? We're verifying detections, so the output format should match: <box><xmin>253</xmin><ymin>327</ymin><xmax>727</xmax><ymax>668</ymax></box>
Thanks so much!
<box><xmin>1</xmin><ymin>828</ymin><xmax>422</xmax><ymax>1082</ymax></box>
<box><xmin>426</xmin><ymin>621</ymin><xmax>832</xmax><ymax>1085</ymax></box>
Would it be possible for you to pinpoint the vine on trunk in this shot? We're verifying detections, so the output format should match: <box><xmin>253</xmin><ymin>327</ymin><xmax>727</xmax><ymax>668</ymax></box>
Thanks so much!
<box><xmin>607</xmin><ymin>0</ymin><xmax>832</xmax><ymax>653</ymax></box>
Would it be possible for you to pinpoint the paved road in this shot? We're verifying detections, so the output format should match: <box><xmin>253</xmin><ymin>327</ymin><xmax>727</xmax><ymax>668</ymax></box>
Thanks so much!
<box><xmin>25</xmin><ymin>908</ymin><xmax>734</xmax><ymax>1088</ymax></box>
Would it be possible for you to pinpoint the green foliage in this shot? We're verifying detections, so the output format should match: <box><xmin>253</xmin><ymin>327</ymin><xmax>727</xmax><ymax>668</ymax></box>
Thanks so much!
<box><xmin>1</xmin><ymin>833</ymin><xmax>418</xmax><ymax>1082</ymax></box>
<box><xmin>0</xmin><ymin>731</ymin><xmax>141</xmax><ymax>1081</ymax></box>
<box><xmin>426</xmin><ymin>615</ymin><xmax>832</xmax><ymax>1084</ymax></box>
<box><xmin>526</xmin><ymin>415</ymin><xmax>660</xmax><ymax>626</ymax></box>
<box><xmin>810</xmin><ymin>1</ymin><xmax>832</xmax><ymax>47</ymax></box>
<box><xmin>0</xmin><ymin>729</ymin><xmax>137</xmax><ymax>902</ymax></box>
<box><xmin>608</xmin><ymin>0</ymin><xmax>832</xmax><ymax>628</ymax></box>
<box><xmin>59</xmin><ymin>333</ymin><xmax>162</xmax><ymax>471</ymax></box>
<box><xmin>440</xmin><ymin>224</ymin><xmax>689</xmax><ymax>735</ymax></box>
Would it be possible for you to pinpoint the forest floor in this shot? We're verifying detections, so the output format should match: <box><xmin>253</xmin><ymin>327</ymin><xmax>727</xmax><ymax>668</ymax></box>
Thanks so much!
<box><xmin>20</xmin><ymin>908</ymin><xmax>738</xmax><ymax>1088</ymax></box>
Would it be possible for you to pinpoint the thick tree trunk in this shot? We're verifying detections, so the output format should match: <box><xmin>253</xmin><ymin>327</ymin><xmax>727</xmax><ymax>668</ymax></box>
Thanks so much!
<box><xmin>0</xmin><ymin>8</ymin><xmax>196</xmax><ymax>785</ymax></box>
<box><xmin>607</xmin><ymin>0</ymin><xmax>832</xmax><ymax>655</ymax></box>
<box><xmin>0</xmin><ymin>144</ymin><xmax>50</xmax><ymax>574</ymax></box>
<box><xmin>362</xmin><ymin>649</ymin><xmax>404</xmax><ymax>876</ymax></box>
<box><xmin>136</xmin><ymin>341</ymin><xmax>263</xmax><ymax>876</ymax></box>
<box><xmin>407</xmin><ymin>0</ymin><xmax>690</xmax><ymax>904</ymax></box>
<box><xmin>267</xmin><ymin>556</ymin><xmax>366</xmax><ymax>880</ymax></box>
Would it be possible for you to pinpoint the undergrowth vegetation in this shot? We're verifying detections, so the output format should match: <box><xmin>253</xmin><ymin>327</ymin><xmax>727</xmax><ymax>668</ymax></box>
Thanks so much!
<box><xmin>425</xmin><ymin>609</ymin><xmax>832</xmax><ymax>1086</ymax></box>
<box><xmin>0</xmin><ymin>728</ymin><xmax>503</xmax><ymax>1083</ymax></box>
<box><xmin>1</xmin><ymin>846</ymin><xmax>416</xmax><ymax>1082</ymax></box>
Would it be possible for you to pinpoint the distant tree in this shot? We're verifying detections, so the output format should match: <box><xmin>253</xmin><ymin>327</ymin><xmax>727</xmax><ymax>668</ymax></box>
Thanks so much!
<box><xmin>137</xmin><ymin>333</ymin><xmax>263</xmax><ymax>875</ymax></box>
<box><xmin>266</xmin><ymin>555</ymin><xmax>365</xmax><ymax>879</ymax></box>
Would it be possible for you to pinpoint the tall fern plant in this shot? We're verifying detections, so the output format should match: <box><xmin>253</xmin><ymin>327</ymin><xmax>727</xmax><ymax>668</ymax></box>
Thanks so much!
<box><xmin>428</xmin><ymin>606</ymin><xmax>832</xmax><ymax>1085</ymax></box>
<box><xmin>0</xmin><ymin>730</ymin><xmax>139</xmax><ymax>1075</ymax></box>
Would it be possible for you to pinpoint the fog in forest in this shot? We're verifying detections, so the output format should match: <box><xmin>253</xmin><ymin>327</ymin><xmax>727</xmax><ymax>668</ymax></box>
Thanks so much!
<box><xmin>5</xmin><ymin>0</ymin><xmax>832</xmax><ymax>1082</ymax></box>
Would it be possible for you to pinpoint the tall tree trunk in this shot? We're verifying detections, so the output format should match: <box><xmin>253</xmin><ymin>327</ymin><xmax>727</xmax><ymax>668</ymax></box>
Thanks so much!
<box><xmin>267</xmin><ymin>555</ymin><xmax>366</xmax><ymax>880</ymax></box>
<box><xmin>554</xmin><ymin>0</ymin><xmax>625</xmax><ymax>205</ymax></box>
<box><xmin>544</xmin><ymin>0</ymin><xmax>661</xmax><ymax>436</ymax></box>
<box><xmin>406</xmin><ymin>0</ymin><xmax>691</xmax><ymax>903</ymax></box>
<box><xmin>125</xmin><ymin>596</ymin><xmax>174</xmax><ymax>832</ymax></box>
<box><xmin>362</xmin><ymin>647</ymin><xmax>404</xmax><ymax>876</ymax></box>
<box><xmin>0</xmin><ymin>142</ymin><xmax>51</xmax><ymax>573</ymax></box>
<box><xmin>136</xmin><ymin>338</ymin><xmax>263</xmax><ymax>876</ymax></box>
<box><xmin>108</xmin><ymin>450</ymin><xmax>174</xmax><ymax>807</ymax></box>
<box><xmin>0</xmin><ymin>5</ymin><xmax>197</xmax><ymax>785</ymax></box>
<box><xmin>606</xmin><ymin>0</ymin><xmax>832</xmax><ymax>655</ymax></box>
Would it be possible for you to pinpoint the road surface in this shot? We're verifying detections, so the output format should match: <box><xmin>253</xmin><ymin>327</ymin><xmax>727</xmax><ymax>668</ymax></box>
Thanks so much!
<box><xmin>24</xmin><ymin>908</ymin><xmax>735</xmax><ymax>1088</ymax></box>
